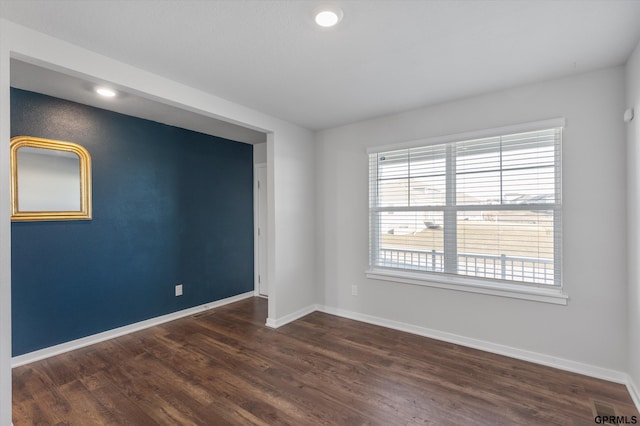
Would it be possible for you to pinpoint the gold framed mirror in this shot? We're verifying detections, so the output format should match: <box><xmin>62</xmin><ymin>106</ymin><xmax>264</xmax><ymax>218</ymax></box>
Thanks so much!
<box><xmin>10</xmin><ymin>136</ymin><xmax>92</xmax><ymax>222</ymax></box>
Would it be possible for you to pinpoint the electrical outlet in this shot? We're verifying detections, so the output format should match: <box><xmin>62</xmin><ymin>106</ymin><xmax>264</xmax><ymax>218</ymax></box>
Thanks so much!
<box><xmin>351</xmin><ymin>285</ymin><xmax>358</xmax><ymax>296</ymax></box>
<box><xmin>175</xmin><ymin>284</ymin><xmax>183</xmax><ymax>296</ymax></box>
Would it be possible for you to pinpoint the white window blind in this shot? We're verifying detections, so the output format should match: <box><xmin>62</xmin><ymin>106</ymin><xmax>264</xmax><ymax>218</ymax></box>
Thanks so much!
<box><xmin>369</xmin><ymin>126</ymin><xmax>562</xmax><ymax>288</ymax></box>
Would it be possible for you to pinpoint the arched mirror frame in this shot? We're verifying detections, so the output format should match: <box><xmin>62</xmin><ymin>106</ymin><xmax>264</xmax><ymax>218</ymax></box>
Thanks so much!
<box><xmin>10</xmin><ymin>136</ymin><xmax>92</xmax><ymax>222</ymax></box>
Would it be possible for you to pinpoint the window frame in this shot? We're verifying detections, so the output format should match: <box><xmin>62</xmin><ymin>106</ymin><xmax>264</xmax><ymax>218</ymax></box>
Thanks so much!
<box><xmin>366</xmin><ymin>118</ymin><xmax>568</xmax><ymax>305</ymax></box>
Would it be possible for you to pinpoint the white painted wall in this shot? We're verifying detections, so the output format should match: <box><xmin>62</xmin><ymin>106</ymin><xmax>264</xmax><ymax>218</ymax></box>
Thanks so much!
<box><xmin>626</xmin><ymin>40</ymin><xmax>640</xmax><ymax>400</ymax></box>
<box><xmin>0</xmin><ymin>19</ymin><xmax>12</xmax><ymax>425</ymax></box>
<box><xmin>270</xmin><ymin>128</ymin><xmax>316</xmax><ymax>319</ymax></box>
<box><xmin>0</xmin><ymin>20</ymin><xmax>317</xmax><ymax>422</ymax></box>
<box><xmin>316</xmin><ymin>67</ymin><xmax>628</xmax><ymax>372</ymax></box>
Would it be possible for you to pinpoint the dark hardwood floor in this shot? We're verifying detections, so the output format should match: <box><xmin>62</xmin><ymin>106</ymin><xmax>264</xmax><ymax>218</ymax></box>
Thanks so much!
<box><xmin>12</xmin><ymin>297</ymin><xmax>639</xmax><ymax>425</ymax></box>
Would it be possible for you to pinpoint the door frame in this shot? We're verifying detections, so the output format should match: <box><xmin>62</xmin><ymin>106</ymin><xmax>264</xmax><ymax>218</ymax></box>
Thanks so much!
<box><xmin>254</xmin><ymin>162</ymin><xmax>267</xmax><ymax>297</ymax></box>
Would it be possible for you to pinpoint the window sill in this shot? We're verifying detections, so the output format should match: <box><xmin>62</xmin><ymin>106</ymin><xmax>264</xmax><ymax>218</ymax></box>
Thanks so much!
<box><xmin>365</xmin><ymin>268</ymin><xmax>568</xmax><ymax>305</ymax></box>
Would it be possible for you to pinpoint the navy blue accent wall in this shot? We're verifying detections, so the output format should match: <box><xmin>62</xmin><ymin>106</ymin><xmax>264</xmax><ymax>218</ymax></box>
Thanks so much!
<box><xmin>11</xmin><ymin>88</ymin><xmax>254</xmax><ymax>356</ymax></box>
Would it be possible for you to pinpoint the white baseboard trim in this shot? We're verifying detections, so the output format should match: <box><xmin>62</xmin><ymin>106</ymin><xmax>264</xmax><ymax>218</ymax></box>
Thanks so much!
<box><xmin>316</xmin><ymin>305</ymin><xmax>628</xmax><ymax>385</ymax></box>
<box><xmin>627</xmin><ymin>375</ymin><xmax>640</xmax><ymax>413</ymax></box>
<box><xmin>11</xmin><ymin>291</ymin><xmax>254</xmax><ymax>368</ymax></box>
<box><xmin>265</xmin><ymin>303</ymin><xmax>318</xmax><ymax>329</ymax></box>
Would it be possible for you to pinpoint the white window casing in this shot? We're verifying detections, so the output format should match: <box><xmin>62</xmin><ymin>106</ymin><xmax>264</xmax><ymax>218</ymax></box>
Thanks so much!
<box><xmin>367</xmin><ymin>119</ymin><xmax>568</xmax><ymax>305</ymax></box>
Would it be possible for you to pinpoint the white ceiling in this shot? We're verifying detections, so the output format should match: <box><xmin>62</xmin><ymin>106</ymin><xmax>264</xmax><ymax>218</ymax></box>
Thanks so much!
<box><xmin>1</xmin><ymin>0</ymin><xmax>640</xmax><ymax>133</ymax></box>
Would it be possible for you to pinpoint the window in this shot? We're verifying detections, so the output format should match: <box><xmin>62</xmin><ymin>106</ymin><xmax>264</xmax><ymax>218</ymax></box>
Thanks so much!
<box><xmin>368</xmin><ymin>120</ymin><xmax>564</xmax><ymax>301</ymax></box>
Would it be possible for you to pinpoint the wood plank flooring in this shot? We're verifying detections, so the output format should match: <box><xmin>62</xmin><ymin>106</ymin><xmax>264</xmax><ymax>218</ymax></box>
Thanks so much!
<box><xmin>12</xmin><ymin>297</ymin><xmax>639</xmax><ymax>425</ymax></box>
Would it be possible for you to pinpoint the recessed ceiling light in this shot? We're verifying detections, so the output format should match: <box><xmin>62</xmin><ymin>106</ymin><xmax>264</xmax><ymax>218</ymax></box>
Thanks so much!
<box><xmin>314</xmin><ymin>6</ymin><xmax>343</xmax><ymax>28</ymax></box>
<box><xmin>95</xmin><ymin>87</ymin><xmax>116</xmax><ymax>98</ymax></box>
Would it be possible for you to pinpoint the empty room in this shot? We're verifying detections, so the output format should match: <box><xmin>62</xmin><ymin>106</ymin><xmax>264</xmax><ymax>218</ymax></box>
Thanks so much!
<box><xmin>1</xmin><ymin>0</ymin><xmax>640</xmax><ymax>424</ymax></box>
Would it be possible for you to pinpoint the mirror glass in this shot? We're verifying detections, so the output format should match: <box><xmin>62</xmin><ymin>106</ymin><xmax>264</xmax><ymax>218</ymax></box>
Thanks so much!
<box><xmin>17</xmin><ymin>147</ymin><xmax>81</xmax><ymax>212</ymax></box>
<box><xmin>11</xmin><ymin>136</ymin><xmax>92</xmax><ymax>221</ymax></box>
